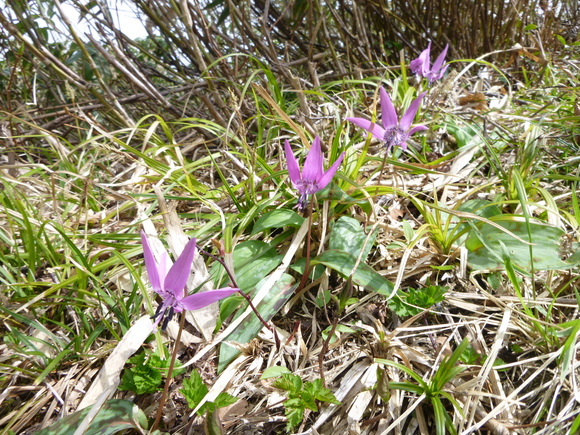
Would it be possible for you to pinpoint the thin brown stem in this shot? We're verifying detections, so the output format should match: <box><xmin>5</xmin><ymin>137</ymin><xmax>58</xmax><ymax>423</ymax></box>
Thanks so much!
<box><xmin>150</xmin><ymin>311</ymin><xmax>186</xmax><ymax>432</ymax></box>
<box><xmin>297</xmin><ymin>200</ymin><xmax>315</xmax><ymax>292</ymax></box>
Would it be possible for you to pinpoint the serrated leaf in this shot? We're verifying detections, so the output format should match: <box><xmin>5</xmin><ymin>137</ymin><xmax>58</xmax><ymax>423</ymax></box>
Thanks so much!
<box><xmin>329</xmin><ymin>216</ymin><xmax>378</xmax><ymax>262</ymax></box>
<box><xmin>311</xmin><ymin>250</ymin><xmax>394</xmax><ymax>296</ymax></box>
<box><xmin>304</xmin><ymin>379</ymin><xmax>340</xmax><ymax>405</ymax></box>
<box><xmin>33</xmin><ymin>399</ymin><xmax>148</xmax><ymax>435</ymax></box>
<box><xmin>285</xmin><ymin>403</ymin><xmax>304</xmax><ymax>431</ymax></box>
<box><xmin>218</xmin><ymin>274</ymin><xmax>295</xmax><ymax>372</ymax></box>
<box><xmin>181</xmin><ymin>371</ymin><xmax>209</xmax><ymax>414</ymax></box>
<box><xmin>273</xmin><ymin>373</ymin><xmax>303</xmax><ymax>393</ymax></box>
<box><xmin>214</xmin><ymin>392</ymin><xmax>238</xmax><ymax>408</ymax></box>
<box><xmin>251</xmin><ymin>209</ymin><xmax>305</xmax><ymax>235</ymax></box>
<box><xmin>299</xmin><ymin>391</ymin><xmax>318</xmax><ymax>412</ymax></box>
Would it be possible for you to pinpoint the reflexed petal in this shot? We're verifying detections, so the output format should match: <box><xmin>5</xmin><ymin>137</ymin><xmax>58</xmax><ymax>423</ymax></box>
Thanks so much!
<box><xmin>141</xmin><ymin>230</ymin><xmax>163</xmax><ymax>292</ymax></box>
<box><xmin>347</xmin><ymin>117</ymin><xmax>386</xmax><ymax>140</ymax></box>
<box><xmin>180</xmin><ymin>287</ymin><xmax>240</xmax><ymax>310</ymax></box>
<box><xmin>400</xmin><ymin>92</ymin><xmax>426</xmax><ymax>130</ymax></box>
<box><xmin>164</xmin><ymin>237</ymin><xmax>197</xmax><ymax>298</ymax></box>
<box><xmin>408</xmin><ymin>125</ymin><xmax>428</xmax><ymax>136</ymax></box>
<box><xmin>379</xmin><ymin>87</ymin><xmax>399</xmax><ymax>129</ymax></box>
<box><xmin>316</xmin><ymin>152</ymin><xmax>345</xmax><ymax>191</ymax></box>
<box><xmin>302</xmin><ymin>136</ymin><xmax>323</xmax><ymax>182</ymax></box>
<box><xmin>432</xmin><ymin>44</ymin><xmax>449</xmax><ymax>73</ymax></box>
<box><xmin>284</xmin><ymin>140</ymin><xmax>301</xmax><ymax>185</ymax></box>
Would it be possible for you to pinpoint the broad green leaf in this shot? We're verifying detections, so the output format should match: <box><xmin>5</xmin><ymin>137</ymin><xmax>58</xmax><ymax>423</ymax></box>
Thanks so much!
<box><xmin>33</xmin><ymin>400</ymin><xmax>147</xmax><ymax>435</ymax></box>
<box><xmin>466</xmin><ymin>218</ymin><xmax>580</xmax><ymax>271</ymax></box>
<box><xmin>211</xmin><ymin>240</ymin><xmax>283</xmax><ymax>293</ymax></box>
<box><xmin>311</xmin><ymin>250</ymin><xmax>394</xmax><ymax>296</ymax></box>
<box><xmin>218</xmin><ymin>273</ymin><xmax>295</xmax><ymax>372</ymax></box>
<box><xmin>251</xmin><ymin>209</ymin><xmax>305</xmax><ymax>235</ymax></box>
<box><xmin>329</xmin><ymin>216</ymin><xmax>378</xmax><ymax>262</ymax></box>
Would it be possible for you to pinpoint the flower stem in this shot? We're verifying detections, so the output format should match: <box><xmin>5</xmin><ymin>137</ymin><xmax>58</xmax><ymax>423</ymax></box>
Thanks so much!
<box><xmin>297</xmin><ymin>199</ymin><xmax>314</xmax><ymax>292</ymax></box>
<box><xmin>151</xmin><ymin>310</ymin><xmax>186</xmax><ymax>432</ymax></box>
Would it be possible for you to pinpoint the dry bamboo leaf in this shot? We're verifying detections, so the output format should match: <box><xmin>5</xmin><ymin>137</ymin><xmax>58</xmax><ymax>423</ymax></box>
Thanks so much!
<box><xmin>311</xmin><ymin>359</ymin><xmax>372</xmax><ymax>431</ymax></box>
<box><xmin>78</xmin><ymin>315</ymin><xmax>153</xmax><ymax>410</ymax></box>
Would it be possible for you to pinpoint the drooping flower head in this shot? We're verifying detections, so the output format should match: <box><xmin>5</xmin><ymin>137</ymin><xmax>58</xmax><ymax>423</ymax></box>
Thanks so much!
<box><xmin>284</xmin><ymin>136</ymin><xmax>345</xmax><ymax>212</ymax></box>
<box><xmin>347</xmin><ymin>87</ymin><xmax>427</xmax><ymax>152</ymax></box>
<box><xmin>141</xmin><ymin>230</ymin><xmax>239</xmax><ymax>330</ymax></box>
<box><xmin>409</xmin><ymin>42</ymin><xmax>449</xmax><ymax>84</ymax></box>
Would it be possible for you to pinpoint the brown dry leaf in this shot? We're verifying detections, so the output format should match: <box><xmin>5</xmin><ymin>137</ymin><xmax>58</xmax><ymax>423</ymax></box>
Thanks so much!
<box><xmin>458</xmin><ymin>92</ymin><xmax>488</xmax><ymax>111</ymax></box>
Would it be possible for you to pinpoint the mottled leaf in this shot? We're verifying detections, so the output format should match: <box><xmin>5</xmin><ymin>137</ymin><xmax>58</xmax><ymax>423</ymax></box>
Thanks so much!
<box><xmin>329</xmin><ymin>216</ymin><xmax>378</xmax><ymax>262</ymax></box>
<box><xmin>251</xmin><ymin>209</ymin><xmax>305</xmax><ymax>235</ymax></box>
<box><xmin>218</xmin><ymin>273</ymin><xmax>295</xmax><ymax>372</ymax></box>
<box><xmin>311</xmin><ymin>250</ymin><xmax>394</xmax><ymax>296</ymax></box>
<box><xmin>33</xmin><ymin>399</ymin><xmax>147</xmax><ymax>435</ymax></box>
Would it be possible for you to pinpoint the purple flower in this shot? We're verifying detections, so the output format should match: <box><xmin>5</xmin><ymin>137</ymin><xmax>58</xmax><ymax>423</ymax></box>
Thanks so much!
<box><xmin>284</xmin><ymin>136</ymin><xmax>345</xmax><ymax>212</ymax></box>
<box><xmin>347</xmin><ymin>87</ymin><xmax>427</xmax><ymax>152</ymax></box>
<box><xmin>409</xmin><ymin>42</ymin><xmax>449</xmax><ymax>84</ymax></box>
<box><xmin>141</xmin><ymin>230</ymin><xmax>239</xmax><ymax>330</ymax></box>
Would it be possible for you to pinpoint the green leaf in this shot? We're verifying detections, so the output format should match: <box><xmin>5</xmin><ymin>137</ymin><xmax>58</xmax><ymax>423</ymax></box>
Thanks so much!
<box><xmin>273</xmin><ymin>373</ymin><xmax>303</xmax><ymax>393</ymax></box>
<box><xmin>284</xmin><ymin>403</ymin><xmax>305</xmax><ymax>431</ymax></box>
<box><xmin>261</xmin><ymin>365</ymin><xmax>292</xmax><ymax>379</ymax></box>
<box><xmin>181</xmin><ymin>371</ymin><xmax>210</xmax><ymax>415</ymax></box>
<box><xmin>329</xmin><ymin>216</ymin><xmax>378</xmax><ymax>262</ymax></box>
<box><xmin>251</xmin><ymin>209</ymin><xmax>305</xmax><ymax>235</ymax></box>
<box><xmin>119</xmin><ymin>353</ymin><xmax>163</xmax><ymax>395</ymax></box>
<box><xmin>33</xmin><ymin>399</ymin><xmax>148</xmax><ymax>435</ymax></box>
<box><xmin>466</xmin><ymin>218</ymin><xmax>580</xmax><ymax>271</ymax></box>
<box><xmin>311</xmin><ymin>250</ymin><xmax>394</xmax><ymax>296</ymax></box>
<box><xmin>388</xmin><ymin>285</ymin><xmax>447</xmax><ymax>317</ymax></box>
<box><xmin>558</xmin><ymin>319</ymin><xmax>580</xmax><ymax>380</ymax></box>
<box><xmin>306</xmin><ymin>379</ymin><xmax>340</xmax><ymax>405</ymax></box>
<box><xmin>218</xmin><ymin>273</ymin><xmax>295</xmax><ymax>372</ymax></box>
<box><xmin>211</xmin><ymin>240</ymin><xmax>283</xmax><ymax>293</ymax></box>
<box><xmin>214</xmin><ymin>392</ymin><xmax>238</xmax><ymax>408</ymax></box>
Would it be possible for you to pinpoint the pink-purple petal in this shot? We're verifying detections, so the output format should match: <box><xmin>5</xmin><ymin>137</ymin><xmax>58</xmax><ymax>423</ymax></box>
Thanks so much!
<box><xmin>164</xmin><ymin>237</ymin><xmax>197</xmax><ymax>298</ymax></box>
<box><xmin>180</xmin><ymin>287</ymin><xmax>240</xmax><ymax>310</ymax></box>
<box><xmin>432</xmin><ymin>44</ymin><xmax>449</xmax><ymax>72</ymax></box>
<box><xmin>411</xmin><ymin>43</ymin><xmax>431</xmax><ymax>75</ymax></box>
<box><xmin>408</xmin><ymin>125</ymin><xmax>428</xmax><ymax>136</ymax></box>
<box><xmin>141</xmin><ymin>230</ymin><xmax>164</xmax><ymax>292</ymax></box>
<box><xmin>284</xmin><ymin>140</ymin><xmax>301</xmax><ymax>185</ymax></box>
<box><xmin>316</xmin><ymin>151</ymin><xmax>345</xmax><ymax>191</ymax></box>
<box><xmin>347</xmin><ymin>117</ymin><xmax>386</xmax><ymax>140</ymax></box>
<box><xmin>302</xmin><ymin>136</ymin><xmax>324</xmax><ymax>182</ymax></box>
<box><xmin>379</xmin><ymin>87</ymin><xmax>399</xmax><ymax>129</ymax></box>
<box><xmin>409</xmin><ymin>58</ymin><xmax>423</xmax><ymax>74</ymax></box>
<box><xmin>400</xmin><ymin>92</ymin><xmax>426</xmax><ymax>130</ymax></box>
